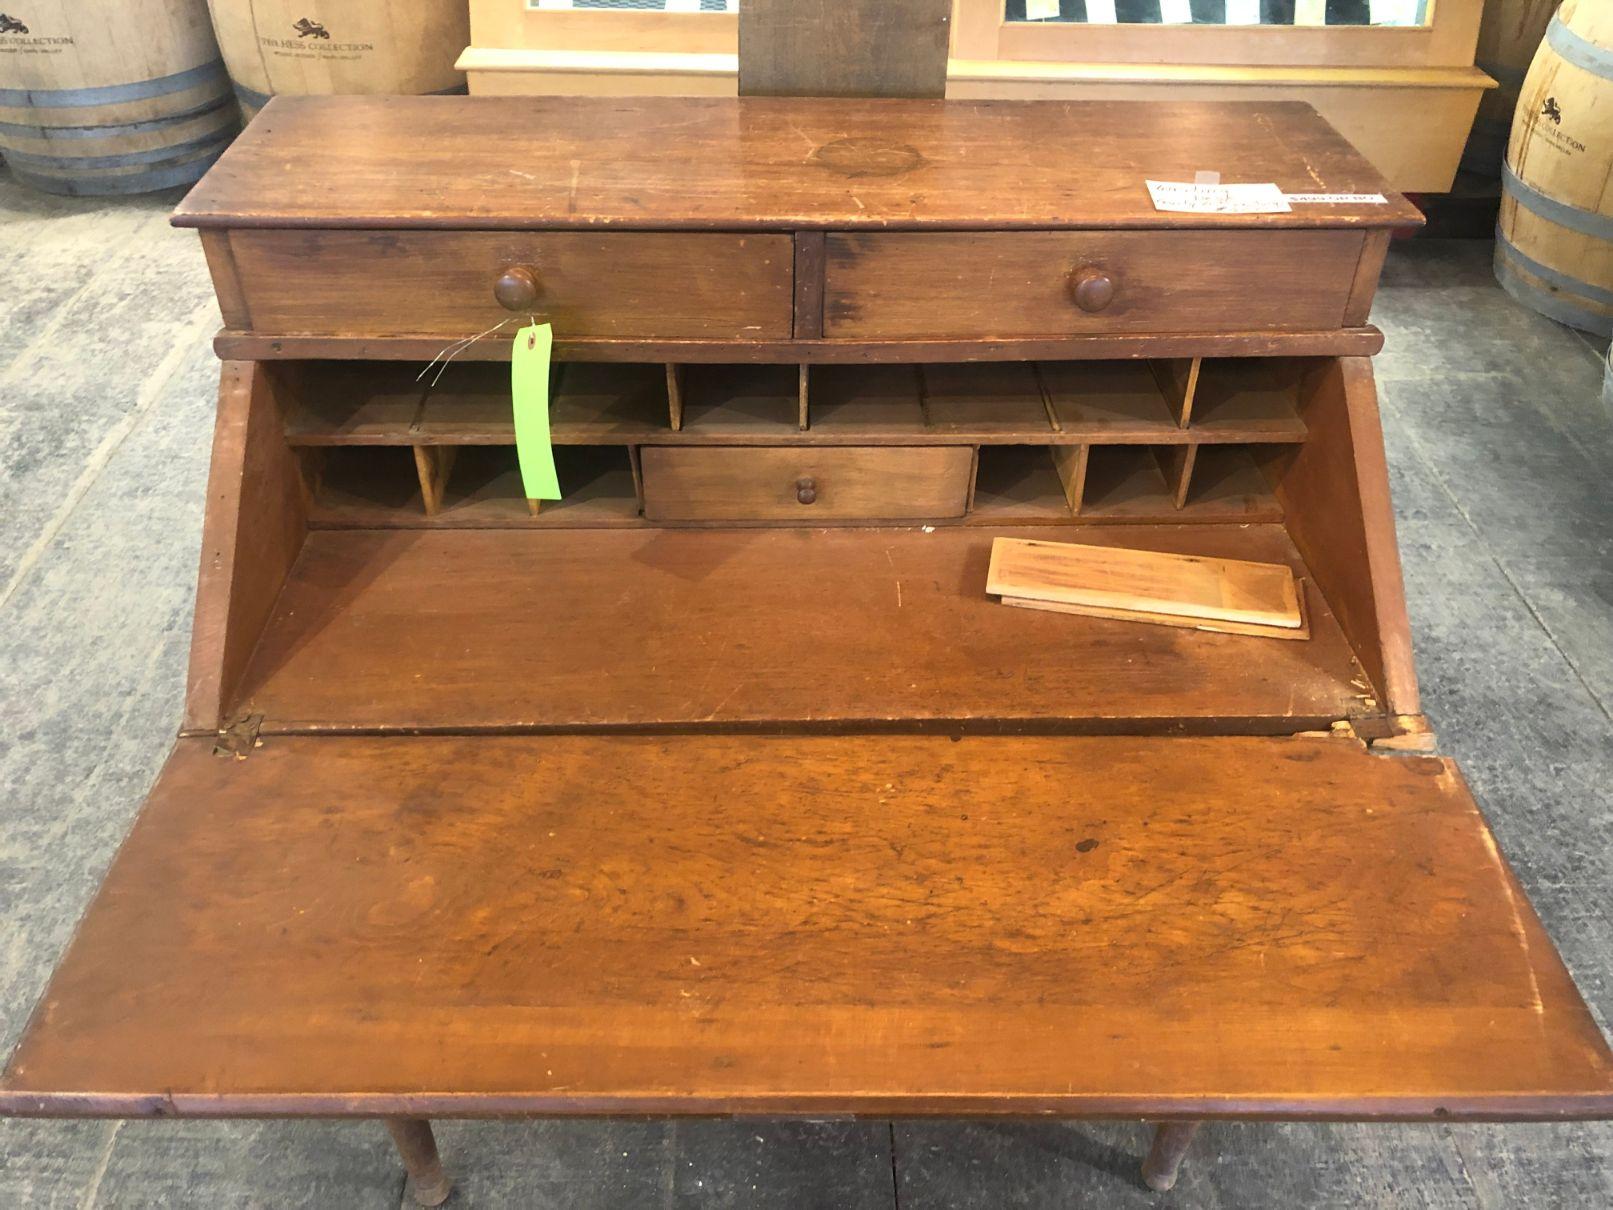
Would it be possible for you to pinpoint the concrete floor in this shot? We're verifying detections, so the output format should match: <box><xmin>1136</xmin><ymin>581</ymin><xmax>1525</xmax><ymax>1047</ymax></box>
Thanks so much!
<box><xmin>0</xmin><ymin>171</ymin><xmax>1609</xmax><ymax>1208</ymax></box>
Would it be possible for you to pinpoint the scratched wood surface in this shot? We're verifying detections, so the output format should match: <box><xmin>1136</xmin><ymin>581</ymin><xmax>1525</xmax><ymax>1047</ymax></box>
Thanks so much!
<box><xmin>171</xmin><ymin>97</ymin><xmax>1422</xmax><ymax>232</ymax></box>
<box><xmin>4</xmin><ymin>733</ymin><xmax>1610</xmax><ymax>1119</ymax></box>
<box><xmin>225</xmin><ymin>230</ymin><xmax>794</xmax><ymax>341</ymax></box>
<box><xmin>822</xmin><ymin>230</ymin><xmax>1364</xmax><ymax>338</ymax></box>
<box><xmin>226</xmin><ymin>524</ymin><xmax>1374</xmax><ymax>734</ymax></box>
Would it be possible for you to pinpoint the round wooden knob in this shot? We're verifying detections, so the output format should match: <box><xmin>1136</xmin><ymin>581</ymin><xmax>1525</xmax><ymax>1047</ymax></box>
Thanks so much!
<box><xmin>1069</xmin><ymin>267</ymin><xmax>1116</xmax><ymax>313</ymax></box>
<box><xmin>796</xmin><ymin>477</ymin><xmax>817</xmax><ymax>505</ymax></box>
<box><xmin>494</xmin><ymin>265</ymin><xmax>540</xmax><ymax>311</ymax></box>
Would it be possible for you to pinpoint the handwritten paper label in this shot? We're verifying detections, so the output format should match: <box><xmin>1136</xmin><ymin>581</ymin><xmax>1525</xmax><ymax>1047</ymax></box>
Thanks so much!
<box><xmin>1023</xmin><ymin>0</ymin><xmax>1062</xmax><ymax>20</ymax></box>
<box><xmin>1146</xmin><ymin>180</ymin><xmax>1291</xmax><ymax>214</ymax></box>
<box><xmin>1284</xmin><ymin>192</ymin><xmax>1390</xmax><ymax>205</ymax></box>
<box><xmin>512</xmin><ymin>322</ymin><xmax>561</xmax><ymax>503</ymax></box>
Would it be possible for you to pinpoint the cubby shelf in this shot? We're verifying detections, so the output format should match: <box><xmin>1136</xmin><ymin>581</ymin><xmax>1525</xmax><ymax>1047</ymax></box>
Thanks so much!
<box><xmin>290</xmin><ymin>356</ymin><xmax>1308</xmax><ymax>528</ymax></box>
<box><xmin>284</xmin><ymin>358</ymin><xmax>1309</xmax><ymax>448</ymax></box>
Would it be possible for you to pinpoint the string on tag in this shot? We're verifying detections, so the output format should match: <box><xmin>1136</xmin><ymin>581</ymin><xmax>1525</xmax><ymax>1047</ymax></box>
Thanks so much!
<box><xmin>417</xmin><ymin>316</ymin><xmax>518</xmax><ymax>387</ymax></box>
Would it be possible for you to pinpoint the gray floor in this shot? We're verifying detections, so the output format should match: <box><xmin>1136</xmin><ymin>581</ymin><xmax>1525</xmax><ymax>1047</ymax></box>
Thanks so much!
<box><xmin>0</xmin><ymin>171</ymin><xmax>1609</xmax><ymax>1208</ymax></box>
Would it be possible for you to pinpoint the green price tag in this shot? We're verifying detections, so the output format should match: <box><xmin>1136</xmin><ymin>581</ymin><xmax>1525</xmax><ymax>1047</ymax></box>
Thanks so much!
<box><xmin>512</xmin><ymin>322</ymin><xmax>561</xmax><ymax>505</ymax></box>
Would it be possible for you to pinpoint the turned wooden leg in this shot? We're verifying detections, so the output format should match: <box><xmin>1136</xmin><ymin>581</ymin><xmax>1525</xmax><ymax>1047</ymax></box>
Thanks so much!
<box><xmin>385</xmin><ymin>1118</ymin><xmax>452</xmax><ymax>1207</ymax></box>
<box><xmin>1141</xmin><ymin>1121</ymin><xmax>1202</xmax><ymax>1192</ymax></box>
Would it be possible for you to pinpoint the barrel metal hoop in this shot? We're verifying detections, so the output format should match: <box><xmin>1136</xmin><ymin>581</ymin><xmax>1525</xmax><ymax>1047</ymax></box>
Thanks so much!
<box><xmin>1547</xmin><ymin>13</ymin><xmax>1613</xmax><ymax>79</ymax></box>
<box><xmin>1503</xmin><ymin>161</ymin><xmax>1613</xmax><ymax>241</ymax></box>
<box><xmin>0</xmin><ymin>96</ymin><xmax>235</xmax><ymax>141</ymax></box>
<box><xmin>6</xmin><ymin>142</ymin><xmax>228</xmax><ymax>196</ymax></box>
<box><xmin>1496</xmin><ymin>256</ymin><xmax>1613</xmax><ymax>335</ymax></box>
<box><xmin>2</xmin><ymin>127</ymin><xmax>236</xmax><ymax>171</ymax></box>
<box><xmin>1496</xmin><ymin>227</ymin><xmax>1613</xmax><ymax>309</ymax></box>
<box><xmin>0</xmin><ymin>59</ymin><xmax>227</xmax><ymax>109</ymax></box>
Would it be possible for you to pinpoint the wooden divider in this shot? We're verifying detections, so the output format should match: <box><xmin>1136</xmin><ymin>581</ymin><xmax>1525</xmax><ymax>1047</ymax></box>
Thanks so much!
<box><xmin>412</xmin><ymin>446</ymin><xmax>457</xmax><ymax>516</ymax></box>
<box><xmin>666</xmin><ymin>364</ymin><xmax>685</xmax><ymax>431</ymax></box>
<box><xmin>1154</xmin><ymin>445</ymin><xmax>1199</xmax><ymax>510</ymax></box>
<box><xmin>1149</xmin><ymin>357</ymin><xmax>1202</xmax><ymax>426</ymax></box>
<box><xmin>1052</xmin><ymin>445</ymin><xmax>1088</xmax><ymax>514</ymax></box>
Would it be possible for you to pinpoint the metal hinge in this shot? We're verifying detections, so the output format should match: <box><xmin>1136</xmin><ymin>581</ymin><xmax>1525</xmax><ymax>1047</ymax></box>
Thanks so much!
<box><xmin>212</xmin><ymin>712</ymin><xmax>264</xmax><ymax>760</ymax></box>
<box><xmin>1369</xmin><ymin>713</ymin><xmax>1439</xmax><ymax>755</ymax></box>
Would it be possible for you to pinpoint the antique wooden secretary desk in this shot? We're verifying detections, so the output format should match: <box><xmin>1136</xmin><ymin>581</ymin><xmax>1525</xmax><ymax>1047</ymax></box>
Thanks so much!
<box><xmin>3</xmin><ymin>94</ymin><xmax>1611</xmax><ymax>1201</ymax></box>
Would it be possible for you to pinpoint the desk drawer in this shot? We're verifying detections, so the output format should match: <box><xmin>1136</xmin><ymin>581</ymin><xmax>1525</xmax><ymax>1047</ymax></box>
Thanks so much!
<box><xmin>225</xmin><ymin>230</ymin><xmax>794</xmax><ymax>340</ymax></box>
<box><xmin>823</xmin><ymin>231</ymin><xmax>1365</xmax><ymax>340</ymax></box>
<box><xmin>641</xmin><ymin>445</ymin><xmax>973</xmax><ymax>522</ymax></box>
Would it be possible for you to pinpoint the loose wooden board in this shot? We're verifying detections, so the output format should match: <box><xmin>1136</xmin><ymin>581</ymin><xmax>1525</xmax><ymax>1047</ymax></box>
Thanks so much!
<box><xmin>986</xmin><ymin>536</ymin><xmax>1303</xmax><ymax>629</ymax></box>
<box><xmin>1001</xmin><ymin>578</ymin><xmax>1312</xmax><ymax>641</ymax></box>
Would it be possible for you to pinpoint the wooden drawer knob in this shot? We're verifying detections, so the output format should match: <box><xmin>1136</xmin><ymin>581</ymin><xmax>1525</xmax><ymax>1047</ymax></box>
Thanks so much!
<box><xmin>796</xmin><ymin>477</ymin><xmax>817</xmax><ymax>505</ymax></box>
<box><xmin>494</xmin><ymin>265</ymin><xmax>540</xmax><ymax>311</ymax></box>
<box><xmin>1069</xmin><ymin>267</ymin><xmax>1116</xmax><ymax>313</ymax></box>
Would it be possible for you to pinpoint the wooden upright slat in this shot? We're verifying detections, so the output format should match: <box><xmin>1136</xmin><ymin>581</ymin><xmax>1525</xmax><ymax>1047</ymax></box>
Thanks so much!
<box><xmin>1154</xmin><ymin>444</ymin><xmax>1199</xmax><ymax>510</ymax></box>
<box><xmin>737</xmin><ymin>0</ymin><xmax>951</xmax><ymax>99</ymax></box>
<box><xmin>1150</xmin><ymin>357</ymin><xmax>1201</xmax><ymax>426</ymax></box>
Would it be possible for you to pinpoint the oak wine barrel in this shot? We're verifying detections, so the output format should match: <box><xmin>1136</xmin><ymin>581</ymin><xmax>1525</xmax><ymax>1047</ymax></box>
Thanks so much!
<box><xmin>1497</xmin><ymin>0</ymin><xmax>1613</xmax><ymax>334</ymax></box>
<box><xmin>0</xmin><ymin>0</ymin><xmax>237</xmax><ymax>195</ymax></box>
<box><xmin>1465</xmin><ymin>0</ymin><xmax>1561</xmax><ymax>176</ymax></box>
<box><xmin>204</xmin><ymin>1</ymin><xmax>470</xmax><ymax>121</ymax></box>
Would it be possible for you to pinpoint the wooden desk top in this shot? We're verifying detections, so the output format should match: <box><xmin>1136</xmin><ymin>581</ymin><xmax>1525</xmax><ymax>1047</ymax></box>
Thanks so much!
<box><xmin>172</xmin><ymin>96</ymin><xmax>1423</xmax><ymax>232</ymax></box>
<box><xmin>4</xmin><ymin>734</ymin><xmax>1609</xmax><ymax>1119</ymax></box>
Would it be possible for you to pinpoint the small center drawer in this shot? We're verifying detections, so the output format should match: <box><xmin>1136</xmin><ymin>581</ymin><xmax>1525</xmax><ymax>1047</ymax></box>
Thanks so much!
<box><xmin>640</xmin><ymin>445</ymin><xmax>974</xmax><ymax>523</ymax></box>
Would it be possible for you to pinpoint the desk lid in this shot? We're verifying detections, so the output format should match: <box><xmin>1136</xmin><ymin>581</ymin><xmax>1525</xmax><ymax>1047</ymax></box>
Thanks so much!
<box><xmin>171</xmin><ymin>96</ymin><xmax>1423</xmax><ymax>232</ymax></box>
<box><xmin>3</xmin><ymin>733</ymin><xmax>1609</xmax><ymax>1120</ymax></box>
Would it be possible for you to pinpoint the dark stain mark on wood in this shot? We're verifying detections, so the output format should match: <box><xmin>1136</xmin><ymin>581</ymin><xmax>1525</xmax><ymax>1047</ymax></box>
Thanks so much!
<box><xmin>810</xmin><ymin>138</ymin><xmax>925</xmax><ymax>179</ymax></box>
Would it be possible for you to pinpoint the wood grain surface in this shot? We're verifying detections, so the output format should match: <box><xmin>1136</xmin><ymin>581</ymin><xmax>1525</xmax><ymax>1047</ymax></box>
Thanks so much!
<box><xmin>209</xmin><ymin>328</ymin><xmax>1389</xmax><ymax>364</ymax></box>
<box><xmin>986</xmin><ymin>537</ymin><xmax>1302</xmax><ymax>628</ymax></box>
<box><xmin>1272</xmin><ymin>357</ymin><xmax>1420</xmax><ymax>716</ymax></box>
<box><xmin>228</xmin><ymin>525</ymin><xmax>1375</xmax><ymax>733</ymax></box>
<box><xmin>181</xmin><ymin>362</ymin><xmax>307</xmax><ymax>734</ymax></box>
<box><xmin>225</xmin><ymin>230</ymin><xmax>794</xmax><ymax>341</ymax></box>
<box><xmin>738</xmin><ymin>0</ymin><xmax>950</xmax><ymax>99</ymax></box>
<box><xmin>171</xmin><ymin>97</ymin><xmax>1422</xmax><ymax>232</ymax></box>
<box><xmin>823</xmin><ymin>231</ymin><xmax>1364</xmax><ymax>338</ymax></box>
<box><xmin>640</xmin><ymin>445</ymin><xmax>973</xmax><ymax>522</ymax></box>
<box><xmin>4</xmin><ymin>734</ymin><xmax>1609</xmax><ymax>1119</ymax></box>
